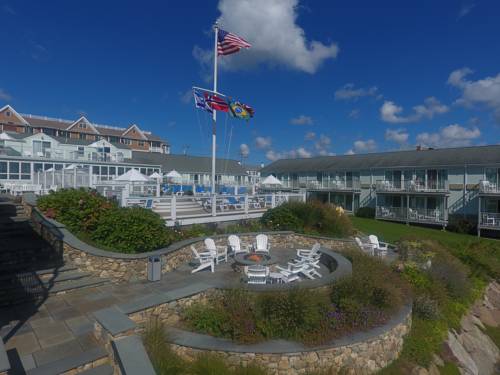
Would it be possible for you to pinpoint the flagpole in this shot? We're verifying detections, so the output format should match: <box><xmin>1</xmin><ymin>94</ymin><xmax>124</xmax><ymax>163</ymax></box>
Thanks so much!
<box><xmin>211</xmin><ymin>23</ymin><xmax>218</xmax><ymax>211</ymax></box>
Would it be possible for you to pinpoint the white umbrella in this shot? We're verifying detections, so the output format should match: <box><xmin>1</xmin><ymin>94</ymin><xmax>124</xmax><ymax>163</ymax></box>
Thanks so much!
<box><xmin>115</xmin><ymin>169</ymin><xmax>149</xmax><ymax>182</ymax></box>
<box><xmin>166</xmin><ymin>170</ymin><xmax>181</xmax><ymax>179</ymax></box>
<box><xmin>64</xmin><ymin>164</ymin><xmax>77</xmax><ymax>170</ymax></box>
<box><xmin>149</xmin><ymin>172</ymin><xmax>163</xmax><ymax>179</ymax></box>
<box><xmin>261</xmin><ymin>175</ymin><xmax>282</xmax><ymax>185</ymax></box>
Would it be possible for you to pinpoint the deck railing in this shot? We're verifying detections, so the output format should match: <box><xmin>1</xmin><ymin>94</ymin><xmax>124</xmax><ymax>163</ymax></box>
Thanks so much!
<box><xmin>376</xmin><ymin>206</ymin><xmax>447</xmax><ymax>224</ymax></box>
<box><xmin>479</xmin><ymin>212</ymin><xmax>500</xmax><ymax>229</ymax></box>
<box><xmin>279</xmin><ymin>180</ymin><xmax>361</xmax><ymax>191</ymax></box>
<box><xmin>478</xmin><ymin>180</ymin><xmax>500</xmax><ymax>195</ymax></box>
<box><xmin>375</xmin><ymin>180</ymin><xmax>449</xmax><ymax>193</ymax></box>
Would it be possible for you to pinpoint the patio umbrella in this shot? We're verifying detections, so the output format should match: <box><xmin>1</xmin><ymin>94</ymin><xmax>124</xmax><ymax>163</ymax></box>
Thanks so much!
<box><xmin>115</xmin><ymin>169</ymin><xmax>149</xmax><ymax>182</ymax></box>
<box><xmin>261</xmin><ymin>175</ymin><xmax>282</xmax><ymax>185</ymax></box>
<box><xmin>149</xmin><ymin>172</ymin><xmax>163</xmax><ymax>180</ymax></box>
<box><xmin>166</xmin><ymin>170</ymin><xmax>181</xmax><ymax>179</ymax></box>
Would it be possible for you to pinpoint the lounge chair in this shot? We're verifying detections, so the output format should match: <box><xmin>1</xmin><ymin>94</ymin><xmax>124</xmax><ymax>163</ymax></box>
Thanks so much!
<box><xmin>355</xmin><ymin>237</ymin><xmax>375</xmax><ymax>256</ymax></box>
<box><xmin>368</xmin><ymin>235</ymin><xmax>389</xmax><ymax>257</ymax></box>
<box><xmin>245</xmin><ymin>265</ymin><xmax>269</xmax><ymax>284</ymax></box>
<box><xmin>228</xmin><ymin>235</ymin><xmax>248</xmax><ymax>256</ymax></box>
<box><xmin>191</xmin><ymin>246</ymin><xmax>214</xmax><ymax>273</ymax></box>
<box><xmin>255</xmin><ymin>234</ymin><xmax>270</xmax><ymax>253</ymax></box>
<box><xmin>296</xmin><ymin>243</ymin><xmax>321</xmax><ymax>261</ymax></box>
<box><xmin>226</xmin><ymin>196</ymin><xmax>244</xmax><ymax>210</ymax></box>
<box><xmin>204</xmin><ymin>238</ymin><xmax>228</xmax><ymax>264</ymax></box>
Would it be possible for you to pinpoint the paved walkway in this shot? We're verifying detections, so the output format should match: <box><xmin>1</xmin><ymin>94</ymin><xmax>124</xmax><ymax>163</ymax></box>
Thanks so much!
<box><xmin>1</xmin><ymin>246</ymin><xmax>314</xmax><ymax>372</ymax></box>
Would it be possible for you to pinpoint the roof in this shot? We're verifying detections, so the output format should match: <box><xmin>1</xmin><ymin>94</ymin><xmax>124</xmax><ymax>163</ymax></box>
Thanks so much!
<box><xmin>53</xmin><ymin>136</ymin><xmax>130</xmax><ymax>150</ymax></box>
<box><xmin>261</xmin><ymin>145</ymin><xmax>500</xmax><ymax>174</ymax></box>
<box><xmin>245</xmin><ymin>164</ymin><xmax>263</xmax><ymax>172</ymax></box>
<box><xmin>130</xmin><ymin>152</ymin><xmax>248</xmax><ymax>175</ymax></box>
<box><xmin>18</xmin><ymin>113</ymin><xmax>168</xmax><ymax>144</ymax></box>
<box><xmin>0</xmin><ymin>146</ymin><xmax>21</xmax><ymax>157</ymax></box>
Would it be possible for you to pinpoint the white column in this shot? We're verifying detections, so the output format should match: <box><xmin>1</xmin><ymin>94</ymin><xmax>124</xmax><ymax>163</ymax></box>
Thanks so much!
<box><xmin>171</xmin><ymin>195</ymin><xmax>177</xmax><ymax>221</ymax></box>
<box><xmin>244</xmin><ymin>194</ymin><xmax>249</xmax><ymax>214</ymax></box>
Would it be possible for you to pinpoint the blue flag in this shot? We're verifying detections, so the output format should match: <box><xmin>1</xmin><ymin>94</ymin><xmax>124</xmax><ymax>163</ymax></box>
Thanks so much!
<box><xmin>193</xmin><ymin>89</ymin><xmax>213</xmax><ymax>114</ymax></box>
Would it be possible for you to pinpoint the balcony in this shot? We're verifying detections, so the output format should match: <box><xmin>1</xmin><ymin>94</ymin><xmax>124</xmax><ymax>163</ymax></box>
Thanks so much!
<box><xmin>478</xmin><ymin>212</ymin><xmax>500</xmax><ymax>230</ymax></box>
<box><xmin>375</xmin><ymin>180</ymin><xmax>449</xmax><ymax>194</ymax></box>
<box><xmin>478</xmin><ymin>180</ymin><xmax>500</xmax><ymax>195</ymax></box>
<box><xmin>376</xmin><ymin>206</ymin><xmax>447</xmax><ymax>226</ymax></box>
<box><xmin>280</xmin><ymin>179</ymin><xmax>361</xmax><ymax>192</ymax></box>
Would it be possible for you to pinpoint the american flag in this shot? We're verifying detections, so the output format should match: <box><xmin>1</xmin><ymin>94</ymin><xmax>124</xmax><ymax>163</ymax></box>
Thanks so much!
<box><xmin>217</xmin><ymin>29</ymin><xmax>251</xmax><ymax>56</ymax></box>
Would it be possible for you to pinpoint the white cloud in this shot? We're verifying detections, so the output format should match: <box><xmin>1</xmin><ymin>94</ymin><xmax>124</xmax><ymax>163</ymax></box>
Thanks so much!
<box><xmin>296</xmin><ymin>147</ymin><xmax>312</xmax><ymax>158</ymax></box>
<box><xmin>353</xmin><ymin>139</ymin><xmax>377</xmax><ymax>153</ymax></box>
<box><xmin>334</xmin><ymin>83</ymin><xmax>379</xmax><ymax>101</ymax></box>
<box><xmin>448</xmin><ymin>68</ymin><xmax>500</xmax><ymax>122</ymax></box>
<box><xmin>255</xmin><ymin>136</ymin><xmax>272</xmax><ymax>149</ymax></box>
<box><xmin>314</xmin><ymin>134</ymin><xmax>331</xmax><ymax>151</ymax></box>
<box><xmin>0</xmin><ymin>89</ymin><xmax>12</xmax><ymax>101</ymax></box>
<box><xmin>239</xmin><ymin>143</ymin><xmax>250</xmax><ymax>157</ymax></box>
<box><xmin>416</xmin><ymin>124</ymin><xmax>481</xmax><ymax>148</ymax></box>
<box><xmin>304</xmin><ymin>131</ymin><xmax>316</xmax><ymax>140</ymax></box>
<box><xmin>380</xmin><ymin>97</ymin><xmax>449</xmax><ymax>123</ymax></box>
<box><xmin>348</xmin><ymin>109</ymin><xmax>360</xmax><ymax>119</ymax></box>
<box><xmin>290</xmin><ymin>115</ymin><xmax>313</xmax><ymax>125</ymax></box>
<box><xmin>194</xmin><ymin>0</ymin><xmax>339</xmax><ymax>74</ymax></box>
<box><xmin>179</xmin><ymin>89</ymin><xmax>193</xmax><ymax>104</ymax></box>
<box><xmin>457</xmin><ymin>2</ymin><xmax>476</xmax><ymax>20</ymax></box>
<box><xmin>345</xmin><ymin>149</ymin><xmax>355</xmax><ymax>155</ymax></box>
<box><xmin>385</xmin><ymin>128</ymin><xmax>409</xmax><ymax>144</ymax></box>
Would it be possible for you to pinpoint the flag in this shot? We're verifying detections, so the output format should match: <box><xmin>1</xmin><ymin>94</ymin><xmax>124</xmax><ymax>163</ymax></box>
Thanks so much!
<box><xmin>217</xmin><ymin>29</ymin><xmax>251</xmax><ymax>56</ymax></box>
<box><xmin>229</xmin><ymin>101</ymin><xmax>254</xmax><ymax>120</ymax></box>
<box><xmin>206</xmin><ymin>94</ymin><xmax>230</xmax><ymax>112</ymax></box>
<box><xmin>193</xmin><ymin>89</ymin><xmax>213</xmax><ymax>114</ymax></box>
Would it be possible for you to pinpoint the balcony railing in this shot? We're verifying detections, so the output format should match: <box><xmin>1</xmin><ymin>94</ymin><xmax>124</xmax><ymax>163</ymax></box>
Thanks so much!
<box><xmin>376</xmin><ymin>206</ymin><xmax>447</xmax><ymax>225</ymax></box>
<box><xmin>478</xmin><ymin>180</ymin><xmax>500</xmax><ymax>195</ymax></box>
<box><xmin>280</xmin><ymin>180</ymin><xmax>361</xmax><ymax>191</ymax></box>
<box><xmin>376</xmin><ymin>180</ymin><xmax>449</xmax><ymax>193</ymax></box>
<box><xmin>479</xmin><ymin>212</ymin><xmax>500</xmax><ymax>229</ymax></box>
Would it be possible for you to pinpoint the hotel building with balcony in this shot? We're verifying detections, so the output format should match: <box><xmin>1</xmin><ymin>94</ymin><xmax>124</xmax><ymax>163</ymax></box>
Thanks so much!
<box><xmin>261</xmin><ymin>145</ymin><xmax>500</xmax><ymax>236</ymax></box>
<box><xmin>0</xmin><ymin>105</ymin><xmax>250</xmax><ymax>188</ymax></box>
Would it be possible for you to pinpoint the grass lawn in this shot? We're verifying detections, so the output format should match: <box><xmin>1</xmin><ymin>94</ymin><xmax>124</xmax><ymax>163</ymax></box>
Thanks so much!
<box><xmin>351</xmin><ymin>216</ymin><xmax>497</xmax><ymax>248</ymax></box>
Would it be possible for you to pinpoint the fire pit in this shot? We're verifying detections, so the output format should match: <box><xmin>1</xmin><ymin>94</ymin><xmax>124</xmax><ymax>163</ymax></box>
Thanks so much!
<box><xmin>233</xmin><ymin>251</ymin><xmax>277</xmax><ymax>270</ymax></box>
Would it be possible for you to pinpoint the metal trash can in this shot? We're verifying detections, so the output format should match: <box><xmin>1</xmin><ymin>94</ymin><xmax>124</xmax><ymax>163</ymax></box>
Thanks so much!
<box><xmin>147</xmin><ymin>256</ymin><xmax>161</xmax><ymax>282</ymax></box>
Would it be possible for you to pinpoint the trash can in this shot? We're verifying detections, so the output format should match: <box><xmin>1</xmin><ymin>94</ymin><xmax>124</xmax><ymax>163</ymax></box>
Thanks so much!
<box><xmin>147</xmin><ymin>256</ymin><xmax>161</xmax><ymax>281</ymax></box>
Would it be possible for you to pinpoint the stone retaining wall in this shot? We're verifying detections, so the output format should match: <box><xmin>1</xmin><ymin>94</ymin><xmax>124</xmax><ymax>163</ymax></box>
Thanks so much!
<box><xmin>24</xmin><ymin>194</ymin><xmax>355</xmax><ymax>284</ymax></box>
<box><xmin>167</xmin><ymin>304</ymin><xmax>412</xmax><ymax>375</ymax></box>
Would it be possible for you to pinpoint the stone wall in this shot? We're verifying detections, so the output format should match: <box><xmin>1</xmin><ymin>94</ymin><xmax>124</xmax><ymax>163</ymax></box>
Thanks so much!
<box><xmin>167</xmin><ymin>304</ymin><xmax>412</xmax><ymax>375</ymax></box>
<box><xmin>24</xmin><ymin>194</ymin><xmax>355</xmax><ymax>284</ymax></box>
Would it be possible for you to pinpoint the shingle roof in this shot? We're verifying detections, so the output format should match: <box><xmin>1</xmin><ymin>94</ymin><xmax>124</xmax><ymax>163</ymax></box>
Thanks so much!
<box><xmin>0</xmin><ymin>146</ymin><xmax>21</xmax><ymax>157</ymax></box>
<box><xmin>261</xmin><ymin>145</ymin><xmax>500</xmax><ymax>174</ymax></box>
<box><xmin>19</xmin><ymin>114</ymin><xmax>168</xmax><ymax>144</ymax></box>
<box><xmin>130</xmin><ymin>152</ymin><xmax>248</xmax><ymax>175</ymax></box>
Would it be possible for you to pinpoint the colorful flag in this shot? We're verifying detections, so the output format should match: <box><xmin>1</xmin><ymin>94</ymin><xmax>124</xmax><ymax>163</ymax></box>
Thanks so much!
<box><xmin>217</xmin><ymin>29</ymin><xmax>251</xmax><ymax>56</ymax></box>
<box><xmin>193</xmin><ymin>89</ymin><xmax>213</xmax><ymax>114</ymax></box>
<box><xmin>206</xmin><ymin>94</ymin><xmax>230</xmax><ymax>112</ymax></box>
<box><xmin>229</xmin><ymin>101</ymin><xmax>254</xmax><ymax>120</ymax></box>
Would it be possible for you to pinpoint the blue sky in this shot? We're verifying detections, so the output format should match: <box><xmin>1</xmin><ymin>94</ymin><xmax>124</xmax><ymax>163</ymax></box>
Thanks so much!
<box><xmin>1</xmin><ymin>0</ymin><xmax>499</xmax><ymax>164</ymax></box>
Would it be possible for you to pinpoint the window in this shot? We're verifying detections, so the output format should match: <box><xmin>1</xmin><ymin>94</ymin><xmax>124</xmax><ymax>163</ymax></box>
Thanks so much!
<box><xmin>79</xmin><ymin>122</ymin><xmax>86</xmax><ymax>129</ymax></box>
<box><xmin>79</xmin><ymin>133</ymin><xmax>86</xmax><ymax>140</ymax></box>
<box><xmin>0</xmin><ymin>161</ymin><xmax>7</xmax><ymax>179</ymax></box>
<box><xmin>6</xmin><ymin>111</ymin><xmax>11</xmax><ymax>117</ymax></box>
<box><xmin>77</xmin><ymin>146</ymin><xmax>85</xmax><ymax>156</ymax></box>
<box><xmin>118</xmin><ymin>167</ymin><xmax>124</xmax><ymax>175</ymax></box>
<box><xmin>140</xmin><ymin>168</ymin><xmax>146</xmax><ymax>174</ymax></box>
<box><xmin>92</xmin><ymin>166</ymin><xmax>99</xmax><ymax>175</ymax></box>
<box><xmin>34</xmin><ymin>163</ymin><xmax>43</xmax><ymax>173</ymax></box>
<box><xmin>122</xmin><ymin>138</ymin><xmax>131</xmax><ymax>145</ymax></box>
<box><xmin>109</xmin><ymin>166</ymin><xmax>116</xmax><ymax>175</ymax></box>
<box><xmin>9</xmin><ymin>162</ymin><xmax>20</xmax><ymax>180</ymax></box>
<box><xmin>44</xmin><ymin>163</ymin><xmax>53</xmax><ymax>171</ymax></box>
<box><xmin>100</xmin><ymin>166</ymin><xmax>108</xmax><ymax>176</ymax></box>
<box><xmin>21</xmin><ymin>163</ymin><xmax>31</xmax><ymax>180</ymax></box>
<box><xmin>138</xmin><ymin>141</ymin><xmax>145</xmax><ymax>147</ymax></box>
<box><xmin>33</xmin><ymin>140</ymin><xmax>51</xmax><ymax>156</ymax></box>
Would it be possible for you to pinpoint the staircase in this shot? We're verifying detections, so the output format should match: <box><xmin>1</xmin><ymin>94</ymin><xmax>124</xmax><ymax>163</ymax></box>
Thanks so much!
<box><xmin>0</xmin><ymin>197</ymin><xmax>109</xmax><ymax>307</ymax></box>
<box><xmin>153</xmin><ymin>197</ymin><xmax>207</xmax><ymax>219</ymax></box>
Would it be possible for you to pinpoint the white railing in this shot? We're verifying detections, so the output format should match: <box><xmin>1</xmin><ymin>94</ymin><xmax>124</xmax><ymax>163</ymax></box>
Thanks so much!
<box><xmin>376</xmin><ymin>206</ymin><xmax>446</xmax><ymax>224</ymax></box>
<box><xmin>479</xmin><ymin>180</ymin><xmax>500</xmax><ymax>194</ymax></box>
<box><xmin>376</xmin><ymin>180</ymin><xmax>449</xmax><ymax>193</ymax></box>
<box><xmin>479</xmin><ymin>212</ymin><xmax>500</xmax><ymax>229</ymax></box>
<box><xmin>280</xmin><ymin>179</ymin><xmax>361</xmax><ymax>191</ymax></box>
<box><xmin>123</xmin><ymin>192</ymin><xmax>306</xmax><ymax>222</ymax></box>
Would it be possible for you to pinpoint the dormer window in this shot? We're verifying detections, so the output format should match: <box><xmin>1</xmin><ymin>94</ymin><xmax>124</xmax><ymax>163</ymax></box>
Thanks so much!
<box><xmin>6</xmin><ymin>111</ymin><xmax>11</xmax><ymax>117</ymax></box>
<box><xmin>79</xmin><ymin>122</ymin><xmax>86</xmax><ymax>129</ymax></box>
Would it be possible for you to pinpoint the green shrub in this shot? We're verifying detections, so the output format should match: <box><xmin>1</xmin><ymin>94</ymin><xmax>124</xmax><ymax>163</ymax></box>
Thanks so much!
<box><xmin>261</xmin><ymin>201</ymin><xmax>353</xmax><ymax>237</ymax></box>
<box><xmin>447</xmin><ymin>216</ymin><xmax>476</xmax><ymax>234</ymax></box>
<box><xmin>412</xmin><ymin>294</ymin><xmax>440</xmax><ymax>320</ymax></box>
<box><xmin>91</xmin><ymin>207</ymin><xmax>174</xmax><ymax>253</ymax></box>
<box><xmin>427</xmin><ymin>253</ymin><xmax>471</xmax><ymax>301</ymax></box>
<box><xmin>38</xmin><ymin>188</ymin><xmax>114</xmax><ymax>233</ymax></box>
<box><xmin>354</xmin><ymin>206</ymin><xmax>375</xmax><ymax>218</ymax></box>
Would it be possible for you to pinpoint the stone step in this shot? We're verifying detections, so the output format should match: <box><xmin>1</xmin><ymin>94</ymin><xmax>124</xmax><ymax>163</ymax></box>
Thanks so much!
<box><xmin>26</xmin><ymin>347</ymin><xmax>108</xmax><ymax>375</ymax></box>
<box><xmin>48</xmin><ymin>277</ymin><xmax>109</xmax><ymax>294</ymax></box>
<box><xmin>0</xmin><ymin>265</ymin><xmax>77</xmax><ymax>281</ymax></box>
<box><xmin>78</xmin><ymin>364</ymin><xmax>114</xmax><ymax>375</ymax></box>
<box><xmin>0</xmin><ymin>271</ymin><xmax>92</xmax><ymax>291</ymax></box>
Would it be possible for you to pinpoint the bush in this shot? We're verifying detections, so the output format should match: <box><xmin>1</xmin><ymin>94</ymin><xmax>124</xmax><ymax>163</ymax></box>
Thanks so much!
<box><xmin>355</xmin><ymin>206</ymin><xmax>375</xmax><ymax>218</ymax></box>
<box><xmin>38</xmin><ymin>188</ymin><xmax>114</xmax><ymax>233</ymax></box>
<box><xmin>427</xmin><ymin>253</ymin><xmax>471</xmax><ymax>301</ymax></box>
<box><xmin>261</xmin><ymin>201</ymin><xmax>353</xmax><ymax>237</ymax></box>
<box><xmin>447</xmin><ymin>215</ymin><xmax>476</xmax><ymax>234</ymax></box>
<box><xmin>90</xmin><ymin>206</ymin><xmax>174</xmax><ymax>253</ymax></box>
<box><xmin>413</xmin><ymin>294</ymin><xmax>440</xmax><ymax>320</ymax></box>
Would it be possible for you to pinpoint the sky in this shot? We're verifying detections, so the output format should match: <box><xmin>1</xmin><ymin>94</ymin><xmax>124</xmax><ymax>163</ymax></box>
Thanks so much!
<box><xmin>1</xmin><ymin>0</ymin><xmax>500</xmax><ymax>165</ymax></box>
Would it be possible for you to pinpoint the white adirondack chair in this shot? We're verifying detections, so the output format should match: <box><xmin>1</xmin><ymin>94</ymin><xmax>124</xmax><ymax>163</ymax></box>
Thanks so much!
<box><xmin>355</xmin><ymin>237</ymin><xmax>375</xmax><ymax>256</ymax></box>
<box><xmin>228</xmin><ymin>235</ymin><xmax>247</xmax><ymax>256</ymax></box>
<box><xmin>255</xmin><ymin>234</ymin><xmax>270</xmax><ymax>253</ymax></box>
<box><xmin>368</xmin><ymin>235</ymin><xmax>389</xmax><ymax>257</ymax></box>
<box><xmin>245</xmin><ymin>265</ymin><xmax>269</xmax><ymax>284</ymax></box>
<box><xmin>191</xmin><ymin>246</ymin><xmax>214</xmax><ymax>273</ymax></box>
<box><xmin>204</xmin><ymin>238</ymin><xmax>228</xmax><ymax>264</ymax></box>
<box><xmin>296</xmin><ymin>243</ymin><xmax>321</xmax><ymax>261</ymax></box>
